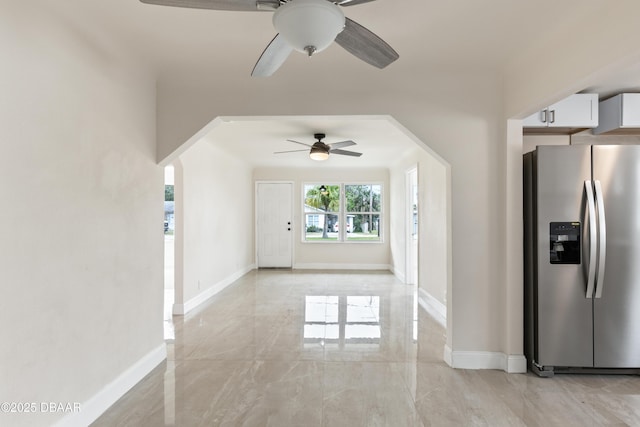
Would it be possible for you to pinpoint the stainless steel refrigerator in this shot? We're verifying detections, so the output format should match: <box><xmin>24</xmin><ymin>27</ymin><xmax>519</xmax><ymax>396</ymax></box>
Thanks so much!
<box><xmin>524</xmin><ymin>144</ymin><xmax>640</xmax><ymax>377</ymax></box>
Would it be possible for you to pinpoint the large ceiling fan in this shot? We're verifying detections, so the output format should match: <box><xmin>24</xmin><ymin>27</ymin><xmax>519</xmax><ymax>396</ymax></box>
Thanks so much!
<box><xmin>139</xmin><ymin>0</ymin><xmax>399</xmax><ymax>77</ymax></box>
<box><xmin>275</xmin><ymin>133</ymin><xmax>362</xmax><ymax>161</ymax></box>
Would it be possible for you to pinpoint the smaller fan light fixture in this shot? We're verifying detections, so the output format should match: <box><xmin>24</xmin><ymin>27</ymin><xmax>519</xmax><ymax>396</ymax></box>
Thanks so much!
<box><xmin>273</xmin><ymin>0</ymin><xmax>346</xmax><ymax>57</ymax></box>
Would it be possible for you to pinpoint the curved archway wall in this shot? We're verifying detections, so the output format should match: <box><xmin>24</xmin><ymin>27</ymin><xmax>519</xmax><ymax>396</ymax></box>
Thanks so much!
<box><xmin>157</xmin><ymin>66</ymin><xmax>510</xmax><ymax>369</ymax></box>
<box><xmin>160</xmin><ymin>114</ymin><xmax>451</xmax><ymax>351</ymax></box>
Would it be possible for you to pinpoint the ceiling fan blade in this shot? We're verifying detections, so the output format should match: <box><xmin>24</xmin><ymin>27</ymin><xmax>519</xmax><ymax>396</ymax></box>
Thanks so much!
<box><xmin>252</xmin><ymin>34</ymin><xmax>294</xmax><ymax>77</ymax></box>
<box><xmin>337</xmin><ymin>0</ymin><xmax>377</xmax><ymax>6</ymax></box>
<box><xmin>335</xmin><ymin>18</ymin><xmax>399</xmax><ymax>69</ymax></box>
<box><xmin>139</xmin><ymin>0</ymin><xmax>274</xmax><ymax>11</ymax></box>
<box><xmin>274</xmin><ymin>149</ymin><xmax>310</xmax><ymax>154</ymax></box>
<box><xmin>286</xmin><ymin>139</ymin><xmax>313</xmax><ymax>148</ymax></box>
<box><xmin>328</xmin><ymin>140</ymin><xmax>356</xmax><ymax>149</ymax></box>
<box><xmin>330</xmin><ymin>148</ymin><xmax>362</xmax><ymax>157</ymax></box>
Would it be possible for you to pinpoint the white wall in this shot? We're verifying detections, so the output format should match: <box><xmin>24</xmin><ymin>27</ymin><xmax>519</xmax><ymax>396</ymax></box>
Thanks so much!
<box><xmin>178</xmin><ymin>139</ymin><xmax>255</xmax><ymax>308</ymax></box>
<box><xmin>505</xmin><ymin>2</ymin><xmax>640</xmax><ymax>119</ymax></box>
<box><xmin>0</xmin><ymin>3</ymin><xmax>163</xmax><ymax>426</ymax></box>
<box><xmin>389</xmin><ymin>149</ymin><xmax>449</xmax><ymax>315</ymax></box>
<box><xmin>419</xmin><ymin>153</ymin><xmax>449</xmax><ymax>306</ymax></box>
<box><xmin>388</xmin><ymin>161</ymin><xmax>410</xmax><ymax>282</ymax></box>
<box><xmin>253</xmin><ymin>167</ymin><xmax>390</xmax><ymax>269</ymax></box>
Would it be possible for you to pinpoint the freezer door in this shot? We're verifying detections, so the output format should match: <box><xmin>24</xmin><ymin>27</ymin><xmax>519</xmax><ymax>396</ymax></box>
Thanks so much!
<box><xmin>593</xmin><ymin>145</ymin><xmax>640</xmax><ymax>368</ymax></box>
<box><xmin>535</xmin><ymin>145</ymin><xmax>593</xmax><ymax>368</ymax></box>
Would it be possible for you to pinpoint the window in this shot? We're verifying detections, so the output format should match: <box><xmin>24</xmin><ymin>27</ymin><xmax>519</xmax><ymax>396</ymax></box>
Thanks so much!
<box><xmin>303</xmin><ymin>183</ymin><xmax>382</xmax><ymax>242</ymax></box>
<box><xmin>345</xmin><ymin>184</ymin><xmax>381</xmax><ymax>242</ymax></box>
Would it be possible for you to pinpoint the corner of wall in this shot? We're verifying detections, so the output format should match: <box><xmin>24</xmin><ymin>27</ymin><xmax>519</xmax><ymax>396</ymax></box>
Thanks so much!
<box><xmin>417</xmin><ymin>288</ymin><xmax>446</xmax><ymax>328</ymax></box>
<box><xmin>53</xmin><ymin>344</ymin><xmax>167</xmax><ymax>427</ymax></box>
<box><xmin>390</xmin><ymin>266</ymin><xmax>406</xmax><ymax>284</ymax></box>
<box><xmin>173</xmin><ymin>264</ymin><xmax>255</xmax><ymax>316</ymax></box>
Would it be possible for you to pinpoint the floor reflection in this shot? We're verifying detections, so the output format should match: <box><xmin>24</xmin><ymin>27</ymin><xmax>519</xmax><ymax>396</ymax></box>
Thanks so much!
<box><xmin>163</xmin><ymin>289</ymin><xmax>175</xmax><ymax>341</ymax></box>
<box><xmin>94</xmin><ymin>270</ymin><xmax>431</xmax><ymax>426</ymax></box>
<box><xmin>93</xmin><ymin>270</ymin><xmax>640</xmax><ymax>427</ymax></box>
<box><xmin>304</xmin><ymin>296</ymin><xmax>381</xmax><ymax>350</ymax></box>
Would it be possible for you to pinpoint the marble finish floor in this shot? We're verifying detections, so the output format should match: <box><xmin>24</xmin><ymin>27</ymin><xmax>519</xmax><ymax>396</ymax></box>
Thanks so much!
<box><xmin>93</xmin><ymin>270</ymin><xmax>640</xmax><ymax>426</ymax></box>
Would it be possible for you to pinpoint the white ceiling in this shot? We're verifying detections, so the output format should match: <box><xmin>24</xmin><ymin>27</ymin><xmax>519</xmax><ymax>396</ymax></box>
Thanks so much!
<box><xmin>51</xmin><ymin>0</ymin><xmax>640</xmax><ymax>167</ymax></box>
<box><xmin>60</xmin><ymin>0</ymin><xmax>607</xmax><ymax>77</ymax></box>
<box><xmin>204</xmin><ymin>116</ymin><xmax>420</xmax><ymax>168</ymax></box>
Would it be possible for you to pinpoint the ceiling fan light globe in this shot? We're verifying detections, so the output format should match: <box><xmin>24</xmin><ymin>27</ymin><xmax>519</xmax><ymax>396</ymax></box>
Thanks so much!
<box><xmin>310</xmin><ymin>151</ymin><xmax>329</xmax><ymax>161</ymax></box>
<box><xmin>309</xmin><ymin>141</ymin><xmax>329</xmax><ymax>162</ymax></box>
<box><xmin>273</xmin><ymin>0</ymin><xmax>345</xmax><ymax>54</ymax></box>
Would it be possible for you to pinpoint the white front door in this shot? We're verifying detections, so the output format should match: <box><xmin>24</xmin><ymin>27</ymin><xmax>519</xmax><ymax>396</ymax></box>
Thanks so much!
<box><xmin>257</xmin><ymin>182</ymin><xmax>293</xmax><ymax>268</ymax></box>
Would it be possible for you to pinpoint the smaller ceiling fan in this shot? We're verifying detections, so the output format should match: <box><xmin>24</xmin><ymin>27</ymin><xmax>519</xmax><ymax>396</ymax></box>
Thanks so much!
<box><xmin>275</xmin><ymin>133</ymin><xmax>362</xmax><ymax>161</ymax></box>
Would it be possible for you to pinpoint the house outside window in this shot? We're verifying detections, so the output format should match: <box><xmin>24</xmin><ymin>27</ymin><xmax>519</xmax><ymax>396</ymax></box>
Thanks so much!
<box><xmin>307</xmin><ymin>214</ymin><xmax>320</xmax><ymax>229</ymax></box>
<box><xmin>303</xmin><ymin>183</ymin><xmax>382</xmax><ymax>242</ymax></box>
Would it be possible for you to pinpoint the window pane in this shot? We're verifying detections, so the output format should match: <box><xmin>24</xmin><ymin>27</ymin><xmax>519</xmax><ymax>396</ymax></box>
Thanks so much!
<box><xmin>371</xmin><ymin>184</ymin><xmax>381</xmax><ymax>211</ymax></box>
<box><xmin>346</xmin><ymin>214</ymin><xmax>381</xmax><ymax>241</ymax></box>
<box><xmin>345</xmin><ymin>184</ymin><xmax>381</xmax><ymax>212</ymax></box>
<box><xmin>305</xmin><ymin>213</ymin><xmax>338</xmax><ymax>241</ymax></box>
<box><xmin>304</xmin><ymin>184</ymin><xmax>340</xmax><ymax>213</ymax></box>
<box><xmin>304</xmin><ymin>184</ymin><xmax>340</xmax><ymax>241</ymax></box>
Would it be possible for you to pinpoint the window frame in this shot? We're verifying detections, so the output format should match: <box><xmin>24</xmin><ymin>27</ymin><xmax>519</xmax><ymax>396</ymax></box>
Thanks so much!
<box><xmin>302</xmin><ymin>182</ymin><xmax>384</xmax><ymax>244</ymax></box>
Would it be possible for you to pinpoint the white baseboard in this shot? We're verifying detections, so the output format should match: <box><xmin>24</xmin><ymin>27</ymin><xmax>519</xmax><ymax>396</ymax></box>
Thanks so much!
<box><xmin>293</xmin><ymin>263</ymin><xmax>391</xmax><ymax>271</ymax></box>
<box><xmin>173</xmin><ymin>264</ymin><xmax>254</xmax><ymax>316</ymax></box>
<box><xmin>417</xmin><ymin>288</ymin><xmax>446</xmax><ymax>328</ymax></box>
<box><xmin>390</xmin><ymin>266</ymin><xmax>406</xmax><ymax>283</ymax></box>
<box><xmin>54</xmin><ymin>344</ymin><xmax>167</xmax><ymax>427</ymax></box>
<box><xmin>506</xmin><ymin>355</ymin><xmax>528</xmax><ymax>373</ymax></box>
<box><xmin>444</xmin><ymin>345</ymin><xmax>527</xmax><ymax>373</ymax></box>
<box><xmin>444</xmin><ymin>344</ymin><xmax>453</xmax><ymax>367</ymax></box>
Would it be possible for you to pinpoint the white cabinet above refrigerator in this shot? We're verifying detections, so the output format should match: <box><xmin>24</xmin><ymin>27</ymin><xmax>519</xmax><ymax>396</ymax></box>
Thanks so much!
<box><xmin>593</xmin><ymin>93</ymin><xmax>640</xmax><ymax>134</ymax></box>
<box><xmin>523</xmin><ymin>93</ymin><xmax>599</xmax><ymax>132</ymax></box>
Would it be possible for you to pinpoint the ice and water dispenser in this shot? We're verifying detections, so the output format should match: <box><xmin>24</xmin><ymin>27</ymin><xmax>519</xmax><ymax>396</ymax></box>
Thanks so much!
<box><xmin>549</xmin><ymin>222</ymin><xmax>581</xmax><ymax>264</ymax></box>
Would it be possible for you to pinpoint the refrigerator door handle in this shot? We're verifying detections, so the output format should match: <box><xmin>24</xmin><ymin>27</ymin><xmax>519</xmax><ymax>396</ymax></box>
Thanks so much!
<box><xmin>594</xmin><ymin>180</ymin><xmax>607</xmax><ymax>298</ymax></box>
<box><xmin>585</xmin><ymin>180</ymin><xmax>597</xmax><ymax>299</ymax></box>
